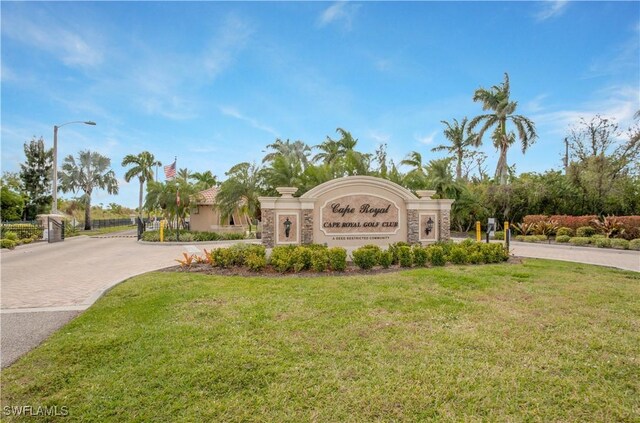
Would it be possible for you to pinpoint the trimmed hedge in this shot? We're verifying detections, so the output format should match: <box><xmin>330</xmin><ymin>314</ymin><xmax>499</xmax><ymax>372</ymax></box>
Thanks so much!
<box><xmin>556</xmin><ymin>227</ymin><xmax>574</xmax><ymax>237</ymax></box>
<box><xmin>142</xmin><ymin>230</ymin><xmax>246</xmax><ymax>242</ymax></box>
<box><xmin>569</xmin><ymin>237</ymin><xmax>591</xmax><ymax>246</ymax></box>
<box><xmin>576</xmin><ymin>227</ymin><xmax>596</xmax><ymax>238</ymax></box>
<box><xmin>630</xmin><ymin>239</ymin><xmax>640</xmax><ymax>251</ymax></box>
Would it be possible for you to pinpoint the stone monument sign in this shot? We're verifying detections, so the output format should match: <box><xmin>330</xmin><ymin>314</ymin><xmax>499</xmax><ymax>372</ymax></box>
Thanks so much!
<box><xmin>259</xmin><ymin>176</ymin><xmax>453</xmax><ymax>248</ymax></box>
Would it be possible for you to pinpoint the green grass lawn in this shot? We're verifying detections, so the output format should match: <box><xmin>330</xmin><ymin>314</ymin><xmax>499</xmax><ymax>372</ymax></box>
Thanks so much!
<box><xmin>2</xmin><ymin>259</ymin><xmax>639</xmax><ymax>421</ymax></box>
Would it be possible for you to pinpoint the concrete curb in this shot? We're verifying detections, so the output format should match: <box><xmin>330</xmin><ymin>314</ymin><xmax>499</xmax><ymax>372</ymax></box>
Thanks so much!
<box><xmin>137</xmin><ymin>239</ymin><xmax>260</xmax><ymax>246</ymax></box>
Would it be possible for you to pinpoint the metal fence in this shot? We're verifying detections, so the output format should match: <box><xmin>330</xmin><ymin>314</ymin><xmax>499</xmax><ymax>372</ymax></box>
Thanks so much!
<box><xmin>1</xmin><ymin>220</ymin><xmax>44</xmax><ymax>240</ymax></box>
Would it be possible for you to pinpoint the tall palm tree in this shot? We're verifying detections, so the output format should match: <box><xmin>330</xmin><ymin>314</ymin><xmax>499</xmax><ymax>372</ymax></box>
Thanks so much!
<box><xmin>122</xmin><ymin>151</ymin><xmax>161</xmax><ymax>217</ymax></box>
<box><xmin>313</xmin><ymin>137</ymin><xmax>341</xmax><ymax>167</ymax></box>
<box><xmin>400</xmin><ymin>151</ymin><xmax>427</xmax><ymax>190</ymax></box>
<box><xmin>431</xmin><ymin>117</ymin><xmax>480</xmax><ymax>180</ymax></box>
<box><xmin>263</xmin><ymin>139</ymin><xmax>311</xmax><ymax>168</ymax></box>
<box><xmin>469</xmin><ymin>73</ymin><xmax>537</xmax><ymax>184</ymax></box>
<box><xmin>58</xmin><ymin>150</ymin><xmax>119</xmax><ymax>229</ymax></box>
<box><xmin>190</xmin><ymin>170</ymin><xmax>218</xmax><ymax>189</ymax></box>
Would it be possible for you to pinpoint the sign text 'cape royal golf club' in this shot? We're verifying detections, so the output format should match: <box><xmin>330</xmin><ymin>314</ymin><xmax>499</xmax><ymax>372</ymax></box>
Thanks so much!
<box><xmin>321</xmin><ymin>195</ymin><xmax>400</xmax><ymax>233</ymax></box>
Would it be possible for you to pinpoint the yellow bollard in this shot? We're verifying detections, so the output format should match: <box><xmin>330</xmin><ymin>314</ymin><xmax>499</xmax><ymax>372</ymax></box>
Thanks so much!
<box><xmin>476</xmin><ymin>221</ymin><xmax>481</xmax><ymax>242</ymax></box>
<box><xmin>504</xmin><ymin>221</ymin><xmax>509</xmax><ymax>240</ymax></box>
<box><xmin>160</xmin><ymin>219</ymin><xmax>164</xmax><ymax>243</ymax></box>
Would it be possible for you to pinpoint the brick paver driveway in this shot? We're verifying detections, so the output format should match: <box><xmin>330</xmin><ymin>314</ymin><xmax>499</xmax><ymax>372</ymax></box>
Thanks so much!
<box><xmin>1</xmin><ymin>236</ymin><xmax>198</xmax><ymax>311</ymax></box>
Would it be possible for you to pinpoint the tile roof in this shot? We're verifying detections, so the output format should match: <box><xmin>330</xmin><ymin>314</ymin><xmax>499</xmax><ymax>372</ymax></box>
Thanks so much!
<box><xmin>195</xmin><ymin>186</ymin><xmax>218</xmax><ymax>205</ymax></box>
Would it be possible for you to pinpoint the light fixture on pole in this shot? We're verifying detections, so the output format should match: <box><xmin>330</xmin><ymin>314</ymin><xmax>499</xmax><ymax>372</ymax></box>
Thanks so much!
<box><xmin>51</xmin><ymin>121</ymin><xmax>96</xmax><ymax>215</ymax></box>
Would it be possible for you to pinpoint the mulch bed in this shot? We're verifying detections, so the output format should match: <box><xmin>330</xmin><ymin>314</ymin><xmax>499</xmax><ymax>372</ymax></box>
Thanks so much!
<box><xmin>158</xmin><ymin>256</ymin><xmax>524</xmax><ymax>278</ymax></box>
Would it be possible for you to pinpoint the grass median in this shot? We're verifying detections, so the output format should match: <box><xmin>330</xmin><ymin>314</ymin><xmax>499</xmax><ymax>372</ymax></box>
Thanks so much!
<box><xmin>1</xmin><ymin>259</ymin><xmax>639</xmax><ymax>421</ymax></box>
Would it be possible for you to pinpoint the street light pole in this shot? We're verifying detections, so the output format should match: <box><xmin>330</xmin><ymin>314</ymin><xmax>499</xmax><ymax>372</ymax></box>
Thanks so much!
<box><xmin>51</xmin><ymin>121</ymin><xmax>96</xmax><ymax>215</ymax></box>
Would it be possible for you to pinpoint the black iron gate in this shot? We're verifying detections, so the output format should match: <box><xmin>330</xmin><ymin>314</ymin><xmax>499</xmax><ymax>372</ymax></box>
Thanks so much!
<box><xmin>136</xmin><ymin>217</ymin><xmax>145</xmax><ymax>240</ymax></box>
<box><xmin>48</xmin><ymin>217</ymin><xmax>65</xmax><ymax>243</ymax></box>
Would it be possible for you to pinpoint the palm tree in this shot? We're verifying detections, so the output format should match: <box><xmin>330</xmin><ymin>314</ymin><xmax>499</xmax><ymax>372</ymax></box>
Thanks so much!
<box><xmin>312</xmin><ymin>128</ymin><xmax>370</xmax><ymax>177</ymax></box>
<box><xmin>177</xmin><ymin>168</ymin><xmax>191</xmax><ymax>182</ymax></box>
<box><xmin>263</xmin><ymin>139</ymin><xmax>311</xmax><ymax>168</ymax></box>
<box><xmin>122</xmin><ymin>151</ymin><xmax>161</xmax><ymax>218</ymax></box>
<box><xmin>58</xmin><ymin>150</ymin><xmax>119</xmax><ymax>230</ymax></box>
<box><xmin>190</xmin><ymin>170</ymin><xmax>218</xmax><ymax>189</ymax></box>
<box><xmin>400</xmin><ymin>151</ymin><xmax>427</xmax><ymax>190</ymax></box>
<box><xmin>469</xmin><ymin>73</ymin><xmax>537</xmax><ymax>184</ymax></box>
<box><xmin>431</xmin><ymin>118</ymin><xmax>480</xmax><ymax>180</ymax></box>
<box><xmin>215</xmin><ymin>162</ymin><xmax>263</xmax><ymax>225</ymax></box>
<box><xmin>144</xmin><ymin>179</ymin><xmax>199</xmax><ymax>229</ymax></box>
<box><xmin>425</xmin><ymin>158</ymin><xmax>462</xmax><ymax>199</ymax></box>
<box><xmin>313</xmin><ymin>137</ymin><xmax>341</xmax><ymax>167</ymax></box>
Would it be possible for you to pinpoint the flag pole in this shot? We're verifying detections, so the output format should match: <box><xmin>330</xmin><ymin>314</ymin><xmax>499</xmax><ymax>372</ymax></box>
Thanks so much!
<box><xmin>175</xmin><ymin>156</ymin><xmax>179</xmax><ymax>242</ymax></box>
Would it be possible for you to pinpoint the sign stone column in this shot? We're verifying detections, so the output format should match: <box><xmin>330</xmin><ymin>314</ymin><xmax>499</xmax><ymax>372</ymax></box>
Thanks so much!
<box><xmin>261</xmin><ymin>208</ymin><xmax>275</xmax><ymax>248</ymax></box>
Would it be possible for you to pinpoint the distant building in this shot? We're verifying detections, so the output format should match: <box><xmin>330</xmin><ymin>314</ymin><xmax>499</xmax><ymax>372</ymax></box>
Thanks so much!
<box><xmin>189</xmin><ymin>186</ymin><xmax>251</xmax><ymax>233</ymax></box>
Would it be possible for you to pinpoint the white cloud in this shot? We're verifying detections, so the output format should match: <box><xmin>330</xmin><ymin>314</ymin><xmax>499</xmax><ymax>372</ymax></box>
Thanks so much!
<box><xmin>525</xmin><ymin>94</ymin><xmax>549</xmax><ymax>113</ymax></box>
<box><xmin>219</xmin><ymin>106</ymin><xmax>279</xmax><ymax>137</ymax></box>
<box><xmin>531</xmin><ymin>84</ymin><xmax>640</xmax><ymax>136</ymax></box>
<box><xmin>1</xmin><ymin>11</ymin><xmax>103</xmax><ymax>68</ymax></box>
<box><xmin>414</xmin><ymin>130</ymin><xmax>439</xmax><ymax>146</ymax></box>
<box><xmin>535</xmin><ymin>0</ymin><xmax>569</xmax><ymax>22</ymax></box>
<box><xmin>203</xmin><ymin>14</ymin><xmax>253</xmax><ymax>78</ymax></box>
<box><xmin>317</xmin><ymin>2</ymin><xmax>360</xmax><ymax>30</ymax></box>
<box><xmin>368</xmin><ymin>130</ymin><xmax>390</xmax><ymax>144</ymax></box>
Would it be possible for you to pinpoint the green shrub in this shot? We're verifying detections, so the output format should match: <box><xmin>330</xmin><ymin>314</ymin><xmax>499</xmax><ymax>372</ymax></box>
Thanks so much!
<box><xmin>310</xmin><ymin>249</ymin><xmax>330</xmax><ymax>272</ymax></box>
<box><xmin>427</xmin><ymin>246</ymin><xmax>446</xmax><ymax>266</ymax></box>
<box><xmin>3</xmin><ymin>231</ymin><xmax>18</xmax><ymax>241</ymax></box>
<box><xmin>211</xmin><ymin>248</ymin><xmax>234</xmax><ymax>268</ymax></box>
<box><xmin>412</xmin><ymin>245</ymin><xmax>428</xmax><ymax>267</ymax></box>
<box><xmin>245</xmin><ymin>252</ymin><xmax>266</xmax><ymax>271</ymax></box>
<box><xmin>448</xmin><ymin>246</ymin><xmax>468</xmax><ymax>265</ymax></box>
<box><xmin>591</xmin><ymin>234</ymin><xmax>605</xmax><ymax>240</ymax></box>
<box><xmin>291</xmin><ymin>246</ymin><xmax>313</xmax><ymax>272</ymax></box>
<box><xmin>378</xmin><ymin>250</ymin><xmax>393</xmax><ymax>268</ymax></box>
<box><xmin>556</xmin><ymin>227</ymin><xmax>574</xmax><ymax>237</ymax></box>
<box><xmin>514</xmin><ymin>235</ymin><xmax>525</xmax><ymax>241</ymax></box>
<box><xmin>481</xmin><ymin>243</ymin><xmax>509</xmax><ymax>263</ymax></box>
<box><xmin>269</xmin><ymin>245</ymin><xmax>296</xmax><ymax>273</ymax></box>
<box><xmin>388</xmin><ymin>242</ymin><xmax>410</xmax><ymax>264</ymax></box>
<box><xmin>192</xmin><ymin>231</ymin><xmax>222</xmax><ymax>241</ymax></box>
<box><xmin>629</xmin><ymin>239</ymin><xmax>640</xmax><ymax>251</ymax></box>
<box><xmin>21</xmin><ymin>237</ymin><xmax>33</xmax><ymax>245</ymax></box>
<box><xmin>594</xmin><ymin>238</ymin><xmax>611</xmax><ymax>248</ymax></box>
<box><xmin>141</xmin><ymin>230</ymin><xmax>160</xmax><ymax>242</ymax></box>
<box><xmin>327</xmin><ymin>247</ymin><xmax>347</xmax><ymax>271</ymax></box>
<box><xmin>352</xmin><ymin>246</ymin><xmax>379</xmax><ymax>270</ymax></box>
<box><xmin>569</xmin><ymin>237</ymin><xmax>591</xmax><ymax>246</ymax></box>
<box><xmin>468</xmin><ymin>251</ymin><xmax>484</xmax><ymax>264</ymax></box>
<box><xmin>397</xmin><ymin>246</ymin><xmax>413</xmax><ymax>267</ymax></box>
<box><xmin>1</xmin><ymin>239</ymin><xmax>16</xmax><ymax>249</ymax></box>
<box><xmin>555</xmin><ymin>235</ymin><xmax>571</xmax><ymax>243</ymax></box>
<box><xmin>493</xmin><ymin>230</ymin><xmax>504</xmax><ymax>240</ymax></box>
<box><xmin>224</xmin><ymin>232</ymin><xmax>246</xmax><ymax>240</ymax></box>
<box><xmin>610</xmin><ymin>239</ymin><xmax>630</xmax><ymax>250</ymax></box>
<box><xmin>576</xmin><ymin>226</ymin><xmax>596</xmax><ymax>237</ymax></box>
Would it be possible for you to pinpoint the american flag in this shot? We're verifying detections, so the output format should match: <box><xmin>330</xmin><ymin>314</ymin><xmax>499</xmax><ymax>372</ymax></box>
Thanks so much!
<box><xmin>164</xmin><ymin>160</ymin><xmax>176</xmax><ymax>179</ymax></box>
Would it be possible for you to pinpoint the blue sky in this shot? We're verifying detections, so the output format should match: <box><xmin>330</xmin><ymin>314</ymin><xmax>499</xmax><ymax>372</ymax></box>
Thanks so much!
<box><xmin>2</xmin><ymin>1</ymin><xmax>639</xmax><ymax>208</ymax></box>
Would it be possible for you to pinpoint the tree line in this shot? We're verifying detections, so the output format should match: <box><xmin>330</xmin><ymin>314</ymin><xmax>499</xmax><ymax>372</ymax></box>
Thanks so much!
<box><xmin>2</xmin><ymin>73</ymin><xmax>639</xmax><ymax>231</ymax></box>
